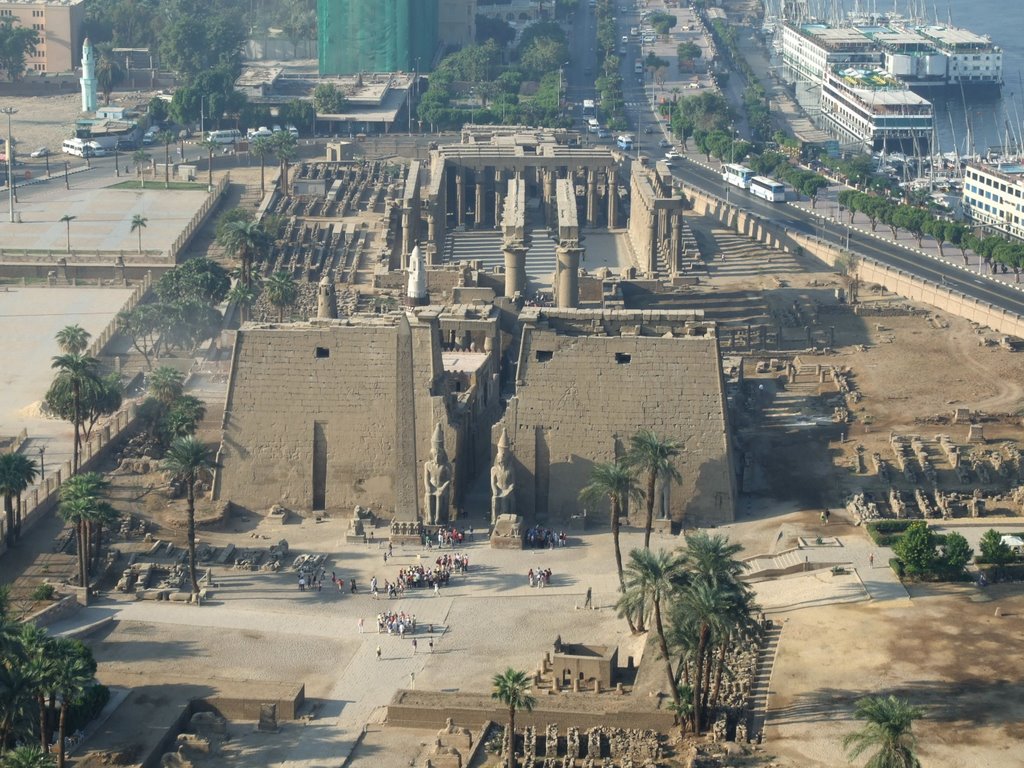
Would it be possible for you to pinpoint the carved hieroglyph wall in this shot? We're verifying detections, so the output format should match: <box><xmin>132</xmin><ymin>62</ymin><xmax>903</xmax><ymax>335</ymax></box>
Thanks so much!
<box><xmin>215</xmin><ymin>315</ymin><xmax>448</xmax><ymax>516</ymax></box>
<box><xmin>498</xmin><ymin>309</ymin><xmax>736</xmax><ymax>527</ymax></box>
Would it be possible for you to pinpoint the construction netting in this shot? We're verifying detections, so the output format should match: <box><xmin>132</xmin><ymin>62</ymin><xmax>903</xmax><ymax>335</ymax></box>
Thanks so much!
<box><xmin>318</xmin><ymin>0</ymin><xmax>438</xmax><ymax>75</ymax></box>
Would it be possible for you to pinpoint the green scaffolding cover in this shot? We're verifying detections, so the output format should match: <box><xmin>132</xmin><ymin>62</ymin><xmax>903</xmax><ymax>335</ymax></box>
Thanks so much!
<box><xmin>318</xmin><ymin>0</ymin><xmax>438</xmax><ymax>75</ymax></box>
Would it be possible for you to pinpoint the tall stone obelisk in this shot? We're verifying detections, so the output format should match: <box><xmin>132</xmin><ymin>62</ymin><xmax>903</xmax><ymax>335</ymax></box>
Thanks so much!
<box><xmin>80</xmin><ymin>38</ymin><xmax>97</xmax><ymax>114</ymax></box>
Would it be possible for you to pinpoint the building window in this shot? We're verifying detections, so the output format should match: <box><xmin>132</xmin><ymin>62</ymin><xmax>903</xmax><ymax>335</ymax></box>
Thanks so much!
<box><xmin>315</xmin><ymin>347</ymin><xmax>330</xmax><ymax>358</ymax></box>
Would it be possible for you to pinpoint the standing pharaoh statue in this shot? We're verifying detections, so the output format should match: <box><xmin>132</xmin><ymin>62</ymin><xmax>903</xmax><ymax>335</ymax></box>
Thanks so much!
<box><xmin>490</xmin><ymin>428</ymin><xmax>516</xmax><ymax>524</ymax></box>
<box><xmin>423</xmin><ymin>423</ymin><xmax>452</xmax><ymax>525</ymax></box>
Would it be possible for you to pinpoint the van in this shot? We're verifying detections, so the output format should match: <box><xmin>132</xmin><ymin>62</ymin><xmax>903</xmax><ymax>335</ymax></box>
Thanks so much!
<box><xmin>587</xmin><ymin>118</ymin><xmax>600</xmax><ymax>133</ymax></box>
<box><xmin>287</xmin><ymin>125</ymin><xmax>299</xmax><ymax>138</ymax></box>
<box><xmin>86</xmin><ymin>141</ymin><xmax>108</xmax><ymax>157</ymax></box>
<box><xmin>61</xmin><ymin>138</ymin><xmax>91</xmax><ymax>157</ymax></box>
<box><xmin>206</xmin><ymin>129</ymin><xmax>242</xmax><ymax>145</ymax></box>
<box><xmin>634</xmin><ymin>60</ymin><xmax>644</xmax><ymax>74</ymax></box>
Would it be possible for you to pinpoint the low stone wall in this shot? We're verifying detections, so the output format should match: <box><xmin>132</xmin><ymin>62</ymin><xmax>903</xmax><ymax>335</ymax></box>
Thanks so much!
<box><xmin>24</xmin><ymin>594</ymin><xmax>79</xmax><ymax>627</ymax></box>
<box><xmin>0</xmin><ymin>403</ymin><xmax>139</xmax><ymax>560</ymax></box>
<box><xmin>385</xmin><ymin>690</ymin><xmax>676</xmax><ymax>733</ymax></box>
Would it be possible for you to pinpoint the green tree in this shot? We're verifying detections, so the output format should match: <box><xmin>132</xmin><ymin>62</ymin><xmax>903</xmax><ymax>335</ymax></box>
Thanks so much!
<box><xmin>579</xmin><ymin>461</ymin><xmax>642</xmax><ymax>631</ymax></box>
<box><xmin>198</xmin><ymin>137</ymin><xmax>218</xmax><ymax>190</ymax></box>
<box><xmin>979</xmin><ymin>528</ymin><xmax>1013</xmax><ymax>565</ymax></box>
<box><xmin>312</xmin><ymin>82</ymin><xmax>348</xmax><ymax>114</ymax></box>
<box><xmin>0</xmin><ymin>19</ymin><xmax>39</xmax><ymax>82</ymax></box>
<box><xmin>79</xmin><ymin>372</ymin><xmax>123</xmax><ymax>442</ymax></box>
<box><xmin>156</xmin><ymin>130</ymin><xmax>175</xmax><ymax>187</ymax></box>
<box><xmin>1</xmin><ymin>745</ymin><xmax>56</xmax><ymax>767</ymax></box>
<box><xmin>250</xmin><ymin>136</ymin><xmax>274</xmax><ymax>198</ymax></box>
<box><xmin>148</xmin><ymin>96</ymin><xmax>170</xmax><ymax>126</ymax></box>
<box><xmin>490</xmin><ymin>668</ymin><xmax>535</xmax><ymax>768</ymax></box>
<box><xmin>264</xmin><ymin>270</ymin><xmax>297</xmax><ymax>322</ymax></box>
<box><xmin>0</xmin><ymin>453</ymin><xmax>38</xmax><ymax>545</ymax></box>
<box><xmin>271</xmin><ymin>130</ymin><xmax>298</xmax><ymax>188</ymax></box>
<box><xmin>892</xmin><ymin>521</ymin><xmax>936</xmax><ymax>576</ymax></box>
<box><xmin>118</xmin><ymin>303</ymin><xmax>166</xmax><ymax>369</ymax></box>
<box><xmin>939</xmin><ymin>531</ymin><xmax>973</xmax><ymax>575</ymax></box>
<box><xmin>154</xmin><ymin>257</ymin><xmax>230</xmax><ymax>305</ymax></box>
<box><xmin>218</xmin><ymin>219</ymin><xmax>270</xmax><ymax>289</ymax></box>
<box><xmin>676</xmin><ymin>42</ymin><xmax>701</xmax><ymax>69</ymax></box>
<box><xmin>52</xmin><ymin>643</ymin><xmax>93</xmax><ymax>768</ymax></box>
<box><xmin>148</xmin><ymin>366</ymin><xmax>185</xmax><ymax>405</ymax></box>
<box><xmin>227</xmin><ymin>280</ymin><xmax>257</xmax><ymax>324</ymax></box>
<box><xmin>163</xmin><ymin>395</ymin><xmax>206</xmax><ymax>440</ymax></box>
<box><xmin>130</xmin><ymin>214</ymin><xmax>148</xmax><ymax>253</ymax></box>
<box><xmin>618</xmin><ymin>549</ymin><xmax>686</xmax><ymax>716</ymax></box>
<box><xmin>475</xmin><ymin>15</ymin><xmax>516</xmax><ymax>47</ymax></box>
<box><xmin>94</xmin><ymin>51</ymin><xmax>123</xmax><ymax>105</ymax></box>
<box><xmin>626</xmin><ymin>429</ymin><xmax>682</xmax><ymax>550</ymax></box>
<box><xmin>58</xmin><ymin>215</ymin><xmax>76</xmax><ymax>254</ymax></box>
<box><xmin>161</xmin><ymin>436</ymin><xmax>216</xmax><ymax>598</ymax></box>
<box><xmin>55</xmin><ymin>324</ymin><xmax>91</xmax><ymax>356</ymax></box>
<box><xmin>58</xmin><ymin>473</ymin><xmax>112</xmax><ymax>589</ymax></box>
<box><xmin>45</xmin><ymin>353</ymin><xmax>100</xmax><ymax>472</ymax></box>
<box><xmin>131</xmin><ymin>150</ymin><xmax>149</xmax><ymax>187</ymax></box>
<box><xmin>158</xmin><ymin>0</ymin><xmax>245</xmax><ymax>78</ymax></box>
<box><xmin>843</xmin><ymin>695</ymin><xmax>923</xmax><ymax>768</ymax></box>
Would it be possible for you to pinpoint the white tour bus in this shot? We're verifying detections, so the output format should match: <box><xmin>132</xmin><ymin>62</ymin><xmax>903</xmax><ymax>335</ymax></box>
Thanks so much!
<box><xmin>206</xmin><ymin>129</ymin><xmax>242</xmax><ymax>145</ymax></box>
<box><xmin>616</xmin><ymin>134</ymin><xmax>634</xmax><ymax>150</ymax></box>
<box><xmin>722</xmin><ymin>163</ymin><xmax>754</xmax><ymax>190</ymax></box>
<box><xmin>749</xmin><ymin>175</ymin><xmax>786</xmax><ymax>202</ymax></box>
<box><xmin>61</xmin><ymin>138</ymin><xmax>93</xmax><ymax>157</ymax></box>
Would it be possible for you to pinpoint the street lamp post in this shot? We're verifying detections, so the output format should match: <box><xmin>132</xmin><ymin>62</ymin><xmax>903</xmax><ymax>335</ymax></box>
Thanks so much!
<box><xmin>1</xmin><ymin>107</ymin><xmax>17</xmax><ymax>223</ymax></box>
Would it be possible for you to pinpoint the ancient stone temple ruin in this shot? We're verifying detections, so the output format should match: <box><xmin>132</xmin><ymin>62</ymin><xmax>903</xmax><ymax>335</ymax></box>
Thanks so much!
<box><xmin>214</xmin><ymin>308</ymin><xmax>500</xmax><ymax>517</ymax></box>
<box><xmin>495</xmin><ymin>308</ymin><xmax>736</xmax><ymax>526</ymax></box>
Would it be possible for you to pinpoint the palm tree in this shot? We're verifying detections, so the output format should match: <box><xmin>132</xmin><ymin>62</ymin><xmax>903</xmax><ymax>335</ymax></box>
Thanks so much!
<box><xmin>491</xmin><ymin>668</ymin><xmax>535</xmax><ymax>768</ymax></box>
<box><xmin>199</xmin><ymin>138</ymin><xmax>219</xmax><ymax>190</ymax></box>
<box><xmin>626</xmin><ymin>429</ymin><xmax>682</xmax><ymax>549</ymax></box>
<box><xmin>147</xmin><ymin>366</ymin><xmax>184</xmax><ymax>405</ymax></box>
<box><xmin>265</xmin><ymin>270</ymin><xmax>297</xmax><ymax>322</ymax></box>
<box><xmin>579</xmin><ymin>461</ymin><xmax>642</xmax><ymax>632</ymax></box>
<box><xmin>18</xmin><ymin>623</ymin><xmax>57</xmax><ymax>755</ymax></box>
<box><xmin>619</xmin><ymin>548</ymin><xmax>686</xmax><ymax>716</ymax></box>
<box><xmin>271</xmin><ymin>131</ymin><xmax>298</xmax><ymax>189</ymax></box>
<box><xmin>54</xmin><ymin>325</ymin><xmax>90</xmax><ymax>355</ymax></box>
<box><xmin>0</xmin><ymin>453</ymin><xmax>39</xmax><ymax>545</ymax></box>
<box><xmin>58</xmin><ymin>215</ymin><xmax>76</xmax><ymax>254</ymax></box>
<box><xmin>161</xmin><ymin>437</ymin><xmax>216</xmax><ymax>598</ymax></box>
<box><xmin>251</xmin><ymin>135</ymin><xmax>273</xmax><ymax>198</ymax></box>
<box><xmin>89</xmin><ymin>498</ymin><xmax>120</xmax><ymax>572</ymax></box>
<box><xmin>130</xmin><ymin>214</ymin><xmax>148</xmax><ymax>253</ymax></box>
<box><xmin>1</xmin><ymin>745</ymin><xmax>56</xmax><ymax>767</ymax></box>
<box><xmin>843</xmin><ymin>695</ymin><xmax>924</xmax><ymax>768</ymax></box>
<box><xmin>52</xmin><ymin>647</ymin><xmax>92</xmax><ymax>768</ymax></box>
<box><xmin>684</xmin><ymin>531</ymin><xmax>748</xmax><ymax>586</ymax></box>
<box><xmin>227</xmin><ymin>280</ymin><xmax>257</xmax><ymax>324</ymax></box>
<box><xmin>219</xmin><ymin>219</ymin><xmax>269</xmax><ymax>289</ymax></box>
<box><xmin>157</xmin><ymin>130</ymin><xmax>175</xmax><ymax>187</ymax></box>
<box><xmin>131</xmin><ymin>150</ymin><xmax>148</xmax><ymax>187</ymax></box>
<box><xmin>0</xmin><ymin>663</ymin><xmax>39</xmax><ymax>752</ymax></box>
<box><xmin>58</xmin><ymin>473</ymin><xmax>111</xmax><ymax>589</ymax></box>
<box><xmin>46</xmin><ymin>353</ymin><xmax>99</xmax><ymax>473</ymax></box>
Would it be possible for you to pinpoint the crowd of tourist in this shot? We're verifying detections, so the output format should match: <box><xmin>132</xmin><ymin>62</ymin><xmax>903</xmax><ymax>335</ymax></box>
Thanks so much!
<box><xmin>525</xmin><ymin>527</ymin><xmax>567</xmax><ymax>549</ymax></box>
<box><xmin>527</xmin><ymin>567</ymin><xmax>554</xmax><ymax>588</ymax></box>
<box><xmin>377</xmin><ymin>610</ymin><xmax>417</xmax><ymax>636</ymax></box>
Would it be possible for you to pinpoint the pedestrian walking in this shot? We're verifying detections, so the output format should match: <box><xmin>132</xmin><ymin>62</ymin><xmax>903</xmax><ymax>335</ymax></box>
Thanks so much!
<box><xmin>358</xmin><ymin>617</ymin><xmax>364</xmax><ymax>633</ymax></box>
<box><xmin>433</xmin><ymin>582</ymin><xmax>440</xmax><ymax>596</ymax></box>
<box><xmin>412</xmin><ymin>638</ymin><xmax>418</xmax><ymax>654</ymax></box>
<box><xmin>298</xmin><ymin>576</ymin><xmax>306</xmax><ymax>591</ymax></box>
<box><xmin>376</xmin><ymin>645</ymin><xmax>382</xmax><ymax>661</ymax></box>
<box><xmin>869</xmin><ymin>552</ymin><xmax>875</xmax><ymax>566</ymax></box>
<box><xmin>429</xmin><ymin>638</ymin><xmax>434</xmax><ymax>653</ymax></box>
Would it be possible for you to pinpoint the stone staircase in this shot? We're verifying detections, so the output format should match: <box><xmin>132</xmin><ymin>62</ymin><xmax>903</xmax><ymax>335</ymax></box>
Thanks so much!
<box><xmin>748</xmin><ymin>623</ymin><xmax>783</xmax><ymax>742</ymax></box>
<box><xmin>442</xmin><ymin>228</ymin><xmax>559</xmax><ymax>291</ymax></box>
<box><xmin>758</xmin><ymin>374</ymin><xmax>827</xmax><ymax>430</ymax></box>
<box><xmin>742</xmin><ymin>548</ymin><xmax>806</xmax><ymax>580</ymax></box>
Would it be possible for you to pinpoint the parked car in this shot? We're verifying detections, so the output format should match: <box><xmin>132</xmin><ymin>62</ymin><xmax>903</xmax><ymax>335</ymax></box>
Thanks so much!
<box><xmin>286</xmin><ymin>125</ymin><xmax>299</xmax><ymax>138</ymax></box>
<box><xmin>29</xmin><ymin>147</ymin><xmax>49</xmax><ymax>158</ymax></box>
<box><xmin>248</xmin><ymin>126</ymin><xmax>273</xmax><ymax>139</ymax></box>
<box><xmin>644</xmin><ymin>126</ymin><xmax>654</xmax><ymax>134</ymax></box>
<box><xmin>658</xmin><ymin>138</ymin><xmax>671</xmax><ymax>148</ymax></box>
<box><xmin>597</xmin><ymin>128</ymin><xmax>611</xmax><ymax>139</ymax></box>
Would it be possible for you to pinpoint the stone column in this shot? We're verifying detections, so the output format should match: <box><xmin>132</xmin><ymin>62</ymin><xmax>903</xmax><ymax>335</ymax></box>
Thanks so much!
<box><xmin>670</xmin><ymin>214</ymin><xmax>682</xmax><ymax>276</ymax></box>
<box><xmin>503</xmin><ymin>243</ymin><xmax>527</xmax><ymax>297</ymax></box>
<box><xmin>607</xmin><ymin>171</ymin><xmax>618</xmax><ymax>229</ymax></box>
<box><xmin>401</xmin><ymin>206</ymin><xmax>415</xmax><ymax>266</ymax></box>
<box><xmin>475</xmin><ymin>172</ymin><xmax>485</xmax><ymax>228</ymax></box>
<box><xmin>586</xmin><ymin>170</ymin><xmax>597</xmax><ymax>226</ymax></box>
<box><xmin>426</xmin><ymin>210</ymin><xmax>436</xmax><ymax>248</ymax></box>
<box><xmin>555</xmin><ymin>244</ymin><xmax>581</xmax><ymax>308</ymax></box>
<box><xmin>455</xmin><ymin>170</ymin><xmax>465</xmax><ymax>227</ymax></box>
<box><xmin>494</xmin><ymin>169</ymin><xmax>504</xmax><ymax>227</ymax></box>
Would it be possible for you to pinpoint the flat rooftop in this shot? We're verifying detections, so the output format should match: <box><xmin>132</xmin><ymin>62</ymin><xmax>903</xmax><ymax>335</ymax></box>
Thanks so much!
<box><xmin>920</xmin><ymin>25</ymin><xmax>994</xmax><ymax>47</ymax></box>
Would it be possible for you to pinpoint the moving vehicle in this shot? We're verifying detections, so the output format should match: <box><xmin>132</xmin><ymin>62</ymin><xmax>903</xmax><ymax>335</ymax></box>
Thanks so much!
<box><xmin>206</xmin><ymin>129</ymin><xmax>242</xmax><ymax>145</ymax></box>
<box><xmin>86</xmin><ymin>142</ymin><xmax>108</xmax><ymax>157</ymax></box>
<box><xmin>658</xmin><ymin>138</ymin><xmax>671</xmax><ymax>148</ymax></box>
<box><xmin>643</xmin><ymin>34</ymin><xmax>656</xmax><ymax>44</ymax></box>
<box><xmin>634</xmin><ymin>60</ymin><xmax>644</xmax><ymax>74</ymax></box>
<box><xmin>749</xmin><ymin>175</ymin><xmax>786</xmax><ymax>202</ymax></box>
<box><xmin>582</xmin><ymin>99</ymin><xmax>596</xmax><ymax>118</ymax></box>
<box><xmin>630</xmin><ymin>26</ymin><xmax>639</xmax><ymax>35</ymax></box>
<box><xmin>616</xmin><ymin>134</ymin><xmax>634</xmax><ymax>150</ymax></box>
<box><xmin>29</xmin><ymin>147</ymin><xmax>49</xmax><ymax>158</ymax></box>
<box><xmin>587</xmin><ymin>118</ymin><xmax>600</xmax><ymax>133</ymax></box>
<box><xmin>722</xmin><ymin>163</ymin><xmax>755</xmax><ymax>190</ymax></box>
<box><xmin>597</xmin><ymin>128</ymin><xmax>611</xmax><ymax>139</ymax></box>
<box><xmin>61</xmin><ymin>138</ymin><xmax>93</xmax><ymax>157</ymax></box>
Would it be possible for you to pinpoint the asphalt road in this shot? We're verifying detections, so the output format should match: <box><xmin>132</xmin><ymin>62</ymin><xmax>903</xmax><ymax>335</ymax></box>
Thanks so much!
<box><xmin>672</xmin><ymin>157</ymin><xmax>1024</xmax><ymax>314</ymax></box>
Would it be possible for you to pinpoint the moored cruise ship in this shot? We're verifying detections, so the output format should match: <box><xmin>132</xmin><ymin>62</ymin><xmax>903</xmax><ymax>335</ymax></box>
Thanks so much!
<box><xmin>819</xmin><ymin>67</ymin><xmax>933</xmax><ymax>153</ymax></box>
